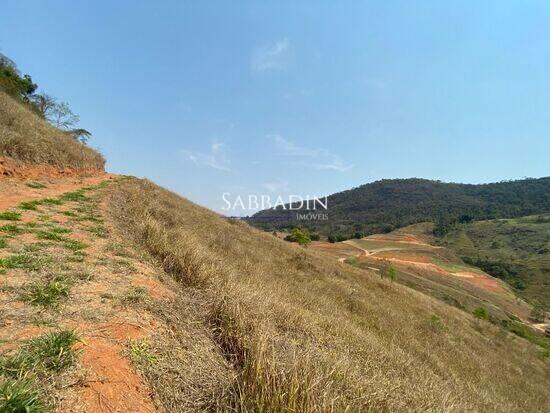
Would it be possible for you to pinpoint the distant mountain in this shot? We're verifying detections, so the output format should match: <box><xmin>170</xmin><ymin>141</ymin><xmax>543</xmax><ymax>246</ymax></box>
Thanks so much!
<box><xmin>250</xmin><ymin>177</ymin><xmax>550</xmax><ymax>237</ymax></box>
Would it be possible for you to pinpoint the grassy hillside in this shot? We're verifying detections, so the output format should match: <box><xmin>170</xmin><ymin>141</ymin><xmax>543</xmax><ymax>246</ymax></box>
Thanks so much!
<box><xmin>0</xmin><ymin>91</ymin><xmax>104</xmax><ymax>170</ymax></box>
<box><xmin>107</xmin><ymin>178</ymin><xmax>550</xmax><ymax>412</ymax></box>
<box><xmin>251</xmin><ymin>178</ymin><xmax>550</xmax><ymax>237</ymax></box>
<box><xmin>429</xmin><ymin>214</ymin><xmax>550</xmax><ymax>310</ymax></box>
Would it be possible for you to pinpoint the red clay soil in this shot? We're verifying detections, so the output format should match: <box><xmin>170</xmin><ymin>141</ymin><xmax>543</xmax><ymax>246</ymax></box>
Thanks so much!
<box><xmin>76</xmin><ymin>338</ymin><xmax>156</xmax><ymax>413</ymax></box>
<box><xmin>0</xmin><ymin>157</ymin><xmax>103</xmax><ymax>180</ymax></box>
<box><xmin>366</xmin><ymin>233</ymin><xmax>429</xmax><ymax>245</ymax></box>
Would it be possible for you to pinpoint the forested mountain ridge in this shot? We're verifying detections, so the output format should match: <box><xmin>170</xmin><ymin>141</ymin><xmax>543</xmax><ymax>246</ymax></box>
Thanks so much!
<box><xmin>251</xmin><ymin>177</ymin><xmax>550</xmax><ymax>237</ymax></box>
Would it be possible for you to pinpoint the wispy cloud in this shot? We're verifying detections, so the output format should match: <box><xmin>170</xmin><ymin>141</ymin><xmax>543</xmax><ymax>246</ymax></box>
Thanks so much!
<box><xmin>251</xmin><ymin>38</ymin><xmax>289</xmax><ymax>72</ymax></box>
<box><xmin>269</xmin><ymin>134</ymin><xmax>353</xmax><ymax>172</ymax></box>
<box><xmin>182</xmin><ymin>142</ymin><xmax>231</xmax><ymax>171</ymax></box>
<box><xmin>263</xmin><ymin>179</ymin><xmax>289</xmax><ymax>193</ymax></box>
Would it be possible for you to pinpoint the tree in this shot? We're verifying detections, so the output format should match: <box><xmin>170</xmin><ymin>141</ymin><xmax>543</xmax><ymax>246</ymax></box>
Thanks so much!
<box><xmin>29</xmin><ymin>93</ymin><xmax>57</xmax><ymax>118</ymax></box>
<box><xmin>49</xmin><ymin>101</ymin><xmax>79</xmax><ymax>129</ymax></box>
<box><xmin>381</xmin><ymin>260</ymin><xmax>396</xmax><ymax>282</ymax></box>
<box><xmin>285</xmin><ymin>228</ymin><xmax>311</xmax><ymax>246</ymax></box>
<box><xmin>0</xmin><ymin>53</ymin><xmax>37</xmax><ymax>99</ymax></box>
<box><xmin>68</xmin><ymin>128</ymin><xmax>92</xmax><ymax>144</ymax></box>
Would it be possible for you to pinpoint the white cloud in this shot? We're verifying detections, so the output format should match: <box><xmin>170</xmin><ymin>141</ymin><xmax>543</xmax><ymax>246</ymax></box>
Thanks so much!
<box><xmin>251</xmin><ymin>38</ymin><xmax>289</xmax><ymax>72</ymax></box>
<box><xmin>263</xmin><ymin>180</ymin><xmax>289</xmax><ymax>193</ymax></box>
<box><xmin>269</xmin><ymin>134</ymin><xmax>353</xmax><ymax>172</ymax></box>
<box><xmin>182</xmin><ymin>142</ymin><xmax>231</xmax><ymax>171</ymax></box>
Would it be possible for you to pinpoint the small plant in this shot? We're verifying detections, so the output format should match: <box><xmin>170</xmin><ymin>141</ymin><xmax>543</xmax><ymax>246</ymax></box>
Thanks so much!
<box><xmin>35</xmin><ymin>230</ymin><xmax>66</xmax><ymax>242</ymax></box>
<box><xmin>381</xmin><ymin>261</ymin><xmax>397</xmax><ymax>282</ymax></box>
<box><xmin>60</xmin><ymin>191</ymin><xmax>87</xmax><ymax>202</ymax></box>
<box><xmin>428</xmin><ymin>315</ymin><xmax>446</xmax><ymax>332</ymax></box>
<box><xmin>128</xmin><ymin>339</ymin><xmax>157</xmax><ymax>365</ymax></box>
<box><xmin>61</xmin><ymin>210</ymin><xmax>77</xmax><ymax>217</ymax></box>
<box><xmin>0</xmin><ymin>224</ymin><xmax>24</xmax><ymax>236</ymax></box>
<box><xmin>104</xmin><ymin>242</ymin><xmax>131</xmax><ymax>257</ymax></box>
<box><xmin>40</xmin><ymin>198</ymin><xmax>63</xmax><ymax>206</ymax></box>
<box><xmin>25</xmin><ymin>181</ymin><xmax>47</xmax><ymax>189</ymax></box>
<box><xmin>86</xmin><ymin>225</ymin><xmax>108</xmax><ymax>238</ymax></box>
<box><xmin>63</xmin><ymin>239</ymin><xmax>87</xmax><ymax>251</ymax></box>
<box><xmin>0</xmin><ymin>211</ymin><xmax>21</xmax><ymax>221</ymax></box>
<box><xmin>118</xmin><ymin>286</ymin><xmax>148</xmax><ymax>306</ymax></box>
<box><xmin>24</xmin><ymin>278</ymin><xmax>70</xmax><ymax>307</ymax></box>
<box><xmin>0</xmin><ymin>330</ymin><xmax>79</xmax><ymax>378</ymax></box>
<box><xmin>344</xmin><ymin>256</ymin><xmax>359</xmax><ymax>267</ymax></box>
<box><xmin>473</xmin><ymin>306</ymin><xmax>489</xmax><ymax>320</ymax></box>
<box><xmin>25</xmin><ymin>330</ymin><xmax>79</xmax><ymax>371</ymax></box>
<box><xmin>18</xmin><ymin>201</ymin><xmax>41</xmax><ymax>211</ymax></box>
<box><xmin>0</xmin><ymin>238</ymin><xmax>6</xmax><ymax>249</ymax></box>
<box><xmin>0</xmin><ymin>254</ymin><xmax>50</xmax><ymax>271</ymax></box>
<box><xmin>0</xmin><ymin>379</ymin><xmax>43</xmax><ymax>412</ymax></box>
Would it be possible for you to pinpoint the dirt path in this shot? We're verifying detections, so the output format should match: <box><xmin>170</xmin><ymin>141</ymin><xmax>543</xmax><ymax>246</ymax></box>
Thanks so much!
<box><xmin>322</xmin><ymin>237</ymin><xmax>506</xmax><ymax>294</ymax></box>
<box><xmin>0</xmin><ymin>176</ymin><xmax>173</xmax><ymax>412</ymax></box>
<box><xmin>0</xmin><ymin>173</ymin><xmax>115</xmax><ymax>211</ymax></box>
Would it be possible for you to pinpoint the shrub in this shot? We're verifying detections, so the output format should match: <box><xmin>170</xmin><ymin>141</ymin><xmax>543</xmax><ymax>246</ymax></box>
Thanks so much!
<box><xmin>473</xmin><ymin>307</ymin><xmax>489</xmax><ymax>320</ymax></box>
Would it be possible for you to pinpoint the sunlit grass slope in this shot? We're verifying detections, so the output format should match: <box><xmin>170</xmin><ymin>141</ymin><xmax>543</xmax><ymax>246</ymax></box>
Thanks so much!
<box><xmin>0</xmin><ymin>91</ymin><xmax>104</xmax><ymax>170</ymax></box>
<box><xmin>109</xmin><ymin>178</ymin><xmax>550</xmax><ymax>412</ymax></box>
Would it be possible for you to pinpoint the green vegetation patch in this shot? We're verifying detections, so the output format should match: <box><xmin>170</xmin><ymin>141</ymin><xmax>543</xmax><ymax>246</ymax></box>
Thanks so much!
<box><xmin>128</xmin><ymin>339</ymin><xmax>157</xmax><ymax>365</ymax></box>
<box><xmin>18</xmin><ymin>200</ymin><xmax>41</xmax><ymax>211</ymax></box>
<box><xmin>60</xmin><ymin>191</ymin><xmax>88</xmax><ymax>202</ymax></box>
<box><xmin>0</xmin><ymin>254</ymin><xmax>50</xmax><ymax>271</ymax></box>
<box><xmin>63</xmin><ymin>239</ymin><xmax>87</xmax><ymax>251</ymax></box>
<box><xmin>0</xmin><ymin>379</ymin><xmax>43</xmax><ymax>412</ymax></box>
<box><xmin>0</xmin><ymin>211</ymin><xmax>22</xmax><ymax>221</ymax></box>
<box><xmin>0</xmin><ymin>224</ymin><xmax>24</xmax><ymax>236</ymax></box>
<box><xmin>0</xmin><ymin>330</ymin><xmax>79</xmax><ymax>377</ymax></box>
<box><xmin>0</xmin><ymin>238</ymin><xmax>7</xmax><ymax>249</ymax></box>
<box><xmin>473</xmin><ymin>306</ymin><xmax>489</xmax><ymax>320</ymax></box>
<box><xmin>25</xmin><ymin>181</ymin><xmax>47</xmax><ymax>189</ymax></box>
<box><xmin>23</xmin><ymin>278</ymin><xmax>70</xmax><ymax>307</ymax></box>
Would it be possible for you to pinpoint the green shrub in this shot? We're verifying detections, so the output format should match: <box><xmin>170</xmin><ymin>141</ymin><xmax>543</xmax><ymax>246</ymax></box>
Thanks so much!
<box><xmin>473</xmin><ymin>307</ymin><xmax>489</xmax><ymax>320</ymax></box>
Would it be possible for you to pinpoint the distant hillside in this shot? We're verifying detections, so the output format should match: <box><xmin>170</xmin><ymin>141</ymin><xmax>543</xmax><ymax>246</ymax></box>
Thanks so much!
<box><xmin>251</xmin><ymin>178</ymin><xmax>550</xmax><ymax>237</ymax></box>
<box><xmin>429</xmin><ymin>214</ymin><xmax>550</xmax><ymax>310</ymax></box>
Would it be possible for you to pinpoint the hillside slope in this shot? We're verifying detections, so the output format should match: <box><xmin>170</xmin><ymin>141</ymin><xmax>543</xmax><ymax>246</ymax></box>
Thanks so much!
<box><xmin>424</xmin><ymin>215</ymin><xmax>550</xmax><ymax>310</ymax></box>
<box><xmin>251</xmin><ymin>177</ymin><xmax>550</xmax><ymax>237</ymax></box>
<box><xmin>106</xmin><ymin>178</ymin><xmax>549</xmax><ymax>412</ymax></box>
<box><xmin>0</xmin><ymin>91</ymin><xmax>104</xmax><ymax>173</ymax></box>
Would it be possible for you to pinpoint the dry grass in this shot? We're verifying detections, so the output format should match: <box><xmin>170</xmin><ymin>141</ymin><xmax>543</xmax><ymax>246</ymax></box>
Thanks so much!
<box><xmin>109</xmin><ymin>178</ymin><xmax>550</xmax><ymax>412</ymax></box>
<box><xmin>0</xmin><ymin>91</ymin><xmax>104</xmax><ymax>170</ymax></box>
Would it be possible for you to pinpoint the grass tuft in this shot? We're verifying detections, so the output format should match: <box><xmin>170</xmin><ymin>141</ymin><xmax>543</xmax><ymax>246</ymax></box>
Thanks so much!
<box><xmin>118</xmin><ymin>286</ymin><xmax>148</xmax><ymax>306</ymax></box>
<box><xmin>128</xmin><ymin>339</ymin><xmax>157</xmax><ymax>365</ymax></box>
<box><xmin>0</xmin><ymin>224</ymin><xmax>24</xmax><ymax>236</ymax></box>
<box><xmin>0</xmin><ymin>379</ymin><xmax>43</xmax><ymax>412</ymax></box>
<box><xmin>60</xmin><ymin>191</ymin><xmax>88</xmax><ymax>202</ymax></box>
<box><xmin>24</xmin><ymin>278</ymin><xmax>70</xmax><ymax>307</ymax></box>
<box><xmin>0</xmin><ymin>254</ymin><xmax>50</xmax><ymax>271</ymax></box>
<box><xmin>25</xmin><ymin>181</ymin><xmax>47</xmax><ymax>189</ymax></box>
<box><xmin>18</xmin><ymin>201</ymin><xmax>41</xmax><ymax>211</ymax></box>
<box><xmin>0</xmin><ymin>211</ymin><xmax>22</xmax><ymax>221</ymax></box>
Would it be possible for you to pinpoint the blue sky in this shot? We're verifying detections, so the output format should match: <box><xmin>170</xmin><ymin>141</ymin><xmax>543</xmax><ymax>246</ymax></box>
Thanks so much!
<box><xmin>1</xmin><ymin>1</ymin><xmax>549</xmax><ymax>213</ymax></box>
